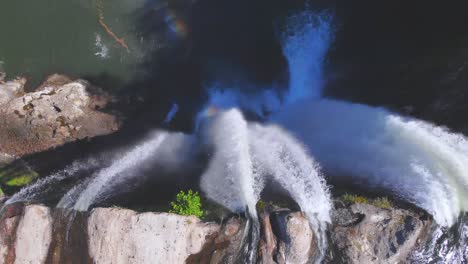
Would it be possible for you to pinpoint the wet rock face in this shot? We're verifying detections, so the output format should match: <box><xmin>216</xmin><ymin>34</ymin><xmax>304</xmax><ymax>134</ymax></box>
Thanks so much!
<box><xmin>188</xmin><ymin>216</ymin><xmax>247</xmax><ymax>264</ymax></box>
<box><xmin>331</xmin><ymin>203</ymin><xmax>431</xmax><ymax>264</ymax></box>
<box><xmin>0</xmin><ymin>75</ymin><xmax>120</xmax><ymax>157</ymax></box>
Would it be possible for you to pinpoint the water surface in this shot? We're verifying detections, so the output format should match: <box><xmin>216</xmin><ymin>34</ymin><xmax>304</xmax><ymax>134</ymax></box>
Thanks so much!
<box><xmin>0</xmin><ymin>0</ymin><xmax>150</xmax><ymax>89</ymax></box>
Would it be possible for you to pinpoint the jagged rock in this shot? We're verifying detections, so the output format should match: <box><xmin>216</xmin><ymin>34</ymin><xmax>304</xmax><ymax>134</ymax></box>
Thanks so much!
<box><xmin>271</xmin><ymin>210</ymin><xmax>317</xmax><ymax>264</ymax></box>
<box><xmin>0</xmin><ymin>75</ymin><xmax>120</xmax><ymax>157</ymax></box>
<box><xmin>331</xmin><ymin>203</ymin><xmax>431</xmax><ymax>264</ymax></box>
<box><xmin>87</xmin><ymin>208</ymin><xmax>219</xmax><ymax>264</ymax></box>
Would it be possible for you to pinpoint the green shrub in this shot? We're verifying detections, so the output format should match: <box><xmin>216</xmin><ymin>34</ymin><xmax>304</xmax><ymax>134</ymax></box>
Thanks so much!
<box><xmin>372</xmin><ymin>197</ymin><xmax>393</xmax><ymax>209</ymax></box>
<box><xmin>256</xmin><ymin>200</ymin><xmax>267</xmax><ymax>212</ymax></box>
<box><xmin>170</xmin><ymin>190</ymin><xmax>204</xmax><ymax>218</ymax></box>
<box><xmin>341</xmin><ymin>193</ymin><xmax>369</xmax><ymax>204</ymax></box>
<box><xmin>341</xmin><ymin>194</ymin><xmax>393</xmax><ymax>209</ymax></box>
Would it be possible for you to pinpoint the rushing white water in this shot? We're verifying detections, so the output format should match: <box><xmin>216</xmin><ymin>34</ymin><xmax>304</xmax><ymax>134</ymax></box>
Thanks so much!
<box><xmin>200</xmin><ymin>109</ymin><xmax>259</xmax><ymax>218</ymax></box>
<box><xmin>72</xmin><ymin>132</ymin><xmax>167</xmax><ymax>211</ymax></box>
<box><xmin>410</xmin><ymin>216</ymin><xmax>468</xmax><ymax>262</ymax></box>
<box><xmin>197</xmin><ymin>108</ymin><xmax>331</xmax><ymax>261</ymax></box>
<box><xmin>194</xmin><ymin>11</ymin><xmax>334</xmax><ymax>261</ymax></box>
<box><xmin>5</xmin><ymin>158</ymin><xmax>100</xmax><ymax>206</ymax></box>
<box><xmin>197</xmin><ymin>7</ymin><xmax>468</xmax><ymax>229</ymax></box>
<box><xmin>274</xmin><ymin>99</ymin><xmax>468</xmax><ymax>227</ymax></box>
<box><xmin>280</xmin><ymin>11</ymin><xmax>332</xmax><ymax>102</ymax></box>
<box><xmin>249</xmin><ymin>123</ymin><xmax>331</xmax><ymax>260</ymax></box>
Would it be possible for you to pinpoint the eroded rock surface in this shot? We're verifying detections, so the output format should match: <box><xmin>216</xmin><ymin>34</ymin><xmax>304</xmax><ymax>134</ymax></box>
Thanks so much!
<box><xmin>0</xmin><ymin>75</ymin><xmax>120</xmax><ymax>157</ymax></box>
<box><xmin>331</xmin><ymin>203</ymin><xmax>431</xmax><ymax>264</ymax></box>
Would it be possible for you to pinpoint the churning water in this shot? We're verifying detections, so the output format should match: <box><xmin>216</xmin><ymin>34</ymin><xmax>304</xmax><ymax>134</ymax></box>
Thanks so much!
<box><xmin>275</xmin><ymin>99</ymin><xmax>468</xmax><ymax>227</ymax></box>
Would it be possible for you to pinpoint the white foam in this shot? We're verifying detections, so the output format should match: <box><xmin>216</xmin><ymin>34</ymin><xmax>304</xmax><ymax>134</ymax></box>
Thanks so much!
<box><xmin>275</xmin><ymin>99</ymin><xmax>468</xmax><ymax>226</ymax></box>
<box><xmin>94</xmin><ymin>33</ymin><xmax>110</xmax><ymax>59</ymax></box>
<box><xmin>281</xmin><ymin>11</ymin><xmax>332</xmax><ymax>102</ymax></box>
<box><xmin>200</xmin><ymin>109</ymin><xmax>259</xmax><ymax>217</ymax></box>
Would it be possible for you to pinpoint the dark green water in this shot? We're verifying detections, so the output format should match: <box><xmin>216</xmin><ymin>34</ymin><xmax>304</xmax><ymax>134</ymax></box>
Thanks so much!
<box><xmin>0</xmin><ymin>0</ymin><xmax>150</xmax><ymax>89</ymax></box>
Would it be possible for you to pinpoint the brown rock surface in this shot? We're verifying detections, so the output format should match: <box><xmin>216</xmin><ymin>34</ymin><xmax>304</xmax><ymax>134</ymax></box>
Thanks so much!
<box><xmin>0</xmin><ymin>75</ymin><xmax>120</xmax><ymax>157</ymax></box>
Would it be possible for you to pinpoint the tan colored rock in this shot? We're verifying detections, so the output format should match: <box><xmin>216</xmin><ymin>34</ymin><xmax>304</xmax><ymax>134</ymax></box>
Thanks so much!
<box><xmin>88</xmin><ymin>208</ymin><xmax>219</xmax><ymax>264</ymax></box>
<box><xmin>0</xmin><ymin>75</ymin><xmax>120</xmax><ymax>157</ymax></box>
<box><xmin>14</xmin><ymin>205</ymin><xmax>52</xmax><ymax>264</ymax></box>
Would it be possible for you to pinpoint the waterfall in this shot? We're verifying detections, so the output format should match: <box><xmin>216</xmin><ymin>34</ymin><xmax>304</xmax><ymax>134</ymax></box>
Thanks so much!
<box><xmin>280</xmin><ymin>11</ymin><xmax>332</xmax><ymax>102</ymax></box>
<box><xmin>4</xmin><ymin>158</ymin><xmax>101</xmax><ymax>206</ymax></box>
<box><xmin>72</xmin><ymin>132</ymin><xmax>167</xmax><ymax>211</ymax></box>
<box><xmin>200</xmin><ymin>109</ymin><xmax>260</xmax><ymax>217</ymax></box>
<box><xmin>249</xmin><ymin>123</ymin><xmax>331</xmax><ymax>261</ymax></box>
<box><xmin>274</xmin><ymin>99</ymin><xmax>468</xmax><ymax>227</ymax></box>
<box><xmin>197</xmin><ymin>109</ymin><xmax>331</xmax><ymax>262</ymax></box>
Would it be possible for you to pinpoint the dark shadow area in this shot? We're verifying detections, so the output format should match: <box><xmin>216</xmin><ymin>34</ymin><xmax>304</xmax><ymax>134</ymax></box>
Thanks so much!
<box><xmin>322</xmin><ymin>0</ymin><xmax>468</xmax><ymax>132</ymax></box>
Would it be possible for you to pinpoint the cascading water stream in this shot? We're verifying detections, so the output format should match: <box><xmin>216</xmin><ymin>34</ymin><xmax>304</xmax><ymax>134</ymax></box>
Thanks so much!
<box><xmin>71</xmin><ymin>131</ymin><xmax>167</xmax><ymax>211</ymax></box>
<box><xmin>4</xmin><ymin>158</ymin><xmax>101</xmax><ymax>207</ymax></box>
<box><xmin>195</xmin><ymin>11</ymin><xmax>335</xmax><ymax>262</ymax></box>
<box><xmin>280</xmin><ymin>11</ymin><xmax>332</xmax><ymax>102</ymax></box>
<box><xmin>249</xmin><ymin>123</ymin><xmax>331</xmax><ymax>259</ymax></box>
<box><xmin>200</xmin><ymin>109</ymin><xmax>259</xmax><ymax>217</ymax></box>
<box><xmin>199</xmin><ymin>109</ymin><xmax>261</xmax><ymax>263</ymax></box>
<box><xmin>274</xmin><ymin>99</ymin><xmax>468</xmax><ymax>227</ymax></box>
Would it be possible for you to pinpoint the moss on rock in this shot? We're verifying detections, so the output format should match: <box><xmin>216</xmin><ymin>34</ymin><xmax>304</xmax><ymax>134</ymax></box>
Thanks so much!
<box><xmin>0</xmin><ymin>159</ymin><xmax>38</xmax><ymax>194</ymax></box>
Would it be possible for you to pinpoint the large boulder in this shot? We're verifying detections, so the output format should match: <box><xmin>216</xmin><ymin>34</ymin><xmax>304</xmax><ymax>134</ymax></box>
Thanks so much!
<box><xmin>87</xmin><ymin>208</ymin><xmax>220</xmax><ymax>264</ymax></box>
<box><xmin>331</xmin><ymin>203</ymin><xmax>432</xmax><ymax>263</ymax></box>
<box><xmin>0</xmin><ymin>74</ymin><xmax>120</xmax><ymax>157</ymax></box>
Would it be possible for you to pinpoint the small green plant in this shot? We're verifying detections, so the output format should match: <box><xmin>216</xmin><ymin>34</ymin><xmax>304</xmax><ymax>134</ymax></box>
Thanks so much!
<box><xmin>256</xmin><ymin>200</ymin><xmax>267</xmax><ymax>212</ymax></box>
<box><xmin>372</xmin><ymin>197</ymin><xmax>393</xmax><ymax>209</ymax></box>
<box><xmin>341</xmin><ymin>194</ymin><xmax>393</xmax><ymax>209</ymax></box>
<box><xmin>170</xmin><ymin>190</ymin><xmax>204</xmax><ymax>218</ymax></box>
<box><xmin>341</xmin><ymin>193</ymin><xmax>369</xmax><ymax>204</ymax></box>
